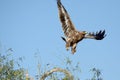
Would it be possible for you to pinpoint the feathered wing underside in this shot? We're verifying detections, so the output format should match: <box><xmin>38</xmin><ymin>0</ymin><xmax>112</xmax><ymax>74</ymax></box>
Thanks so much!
<box><xmin>57</xmin><ymin>0</ymin><xmax>76</xmax><ymax>37</ymax></box>
<box><xmin>85</xmin><ymin>30</ymin><xmax>106</xmax><ymax>40</ymax></box>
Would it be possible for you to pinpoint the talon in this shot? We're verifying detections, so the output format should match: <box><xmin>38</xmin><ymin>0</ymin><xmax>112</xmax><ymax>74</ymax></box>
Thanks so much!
<box><xmin>66</xmin><ymin>47</ymin><xmax>69</xmax><ymax>51</ymax></box>
<box><xmin>72</xmin><ymin>49</ymin><xmax>76</xmax><ymax>54</ymax></box>
<box><xmin>72</xmin><ymin>51</ymin><xmax>75</xmax><ymax>54</ymax></box>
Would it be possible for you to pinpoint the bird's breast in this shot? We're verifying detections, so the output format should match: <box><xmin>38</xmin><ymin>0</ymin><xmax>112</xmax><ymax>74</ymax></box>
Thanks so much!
<box><xmin>71</xmin><ymin>33</ymin><xmax>84</xmax><ymax>43</ymax></box>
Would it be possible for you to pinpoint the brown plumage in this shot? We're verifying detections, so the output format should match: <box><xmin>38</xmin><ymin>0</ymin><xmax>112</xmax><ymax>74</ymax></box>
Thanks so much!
<box><xmin>57</xmin><ymin>0</ymin><xmax>106</xmax><ymax>54</ymax></box>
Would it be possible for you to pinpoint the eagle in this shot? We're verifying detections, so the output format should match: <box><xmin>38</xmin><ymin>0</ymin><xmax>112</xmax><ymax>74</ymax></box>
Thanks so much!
<box><xmin>56</xmin><ymin>0</ymin><xmax>106</xmax><ymax>54</ymax></box>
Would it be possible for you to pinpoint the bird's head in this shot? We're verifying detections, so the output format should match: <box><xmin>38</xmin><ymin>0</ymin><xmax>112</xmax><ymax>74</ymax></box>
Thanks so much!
<box><xmin>82</xmin><ymin>31</ymin><xmax>87</xmax><ymax>35</ymax></box>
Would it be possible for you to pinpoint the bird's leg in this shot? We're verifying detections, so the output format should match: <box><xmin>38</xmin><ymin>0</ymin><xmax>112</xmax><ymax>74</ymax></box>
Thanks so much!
<box><xmin>65</xmin><ymin>38</ymin><xmax>71</xmax><ymax>51</ymax></box>
<box><xmin>71</xmin><ymin>43</ymin><xmax>77</xmax><ymax>54</ymax></box>
<box><xmin>66</xmin><ymin>42</ymin><xmax>70</xmax><ymax>51</ymax></box>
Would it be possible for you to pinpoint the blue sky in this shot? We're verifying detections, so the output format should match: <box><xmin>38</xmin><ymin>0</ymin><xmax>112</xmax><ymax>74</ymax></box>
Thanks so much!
<box><xmin>0</xmin><ymin>0</ymin><xmax>120</xmax><ymax>80</ymax></box>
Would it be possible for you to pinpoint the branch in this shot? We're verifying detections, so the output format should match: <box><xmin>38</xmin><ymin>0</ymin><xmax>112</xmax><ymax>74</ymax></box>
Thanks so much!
<box><xmin>40</xmin><ymin>67</ymin><xmax>74</xmax><ymax>80</ymax></box>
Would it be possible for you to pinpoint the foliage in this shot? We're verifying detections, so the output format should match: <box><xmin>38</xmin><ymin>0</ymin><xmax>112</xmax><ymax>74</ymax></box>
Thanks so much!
<box><xmin>0</xmin><ymin>50</ymin><xmax>25</xmax><ymax>80</ymax></box>
<box><xmin>87</xmin><ymin>68</ymin><xmax>103</xmax><ymax>80</ymax></box>
<box><xmin>38</xmin><ymin>57</ymin><xmax>103</xmax><ymax>80</ymax></box>
<box><xmin>37</xmin><ymin>57</ymin><xmax>81</xmax><ymax>80</ymax></box>
<box><xmin>0</xmin><ymin>48</ymin><xmax>103</xmax><ymax>80</ymax></box>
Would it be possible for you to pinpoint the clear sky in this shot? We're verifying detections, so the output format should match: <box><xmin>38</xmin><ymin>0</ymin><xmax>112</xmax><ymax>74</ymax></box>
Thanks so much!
<box><xmin>0</xmin><ymin>0</ymin><xmax>120</xmax><ymax>80</ymax></box>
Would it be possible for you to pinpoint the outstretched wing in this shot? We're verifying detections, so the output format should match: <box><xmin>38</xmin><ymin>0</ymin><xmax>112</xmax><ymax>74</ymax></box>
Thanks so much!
<box><xmin>85</xmin><ymin>30</ymin><xmax>106</xmax><ymax>40</ymax></box>
<box><xmin>57</xmin><ymin>0</ymin><xmax>76</xmax><ymax>37</ymax></box>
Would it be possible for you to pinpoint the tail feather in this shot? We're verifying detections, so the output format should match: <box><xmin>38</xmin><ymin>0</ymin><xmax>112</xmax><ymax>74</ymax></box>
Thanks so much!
<box><xmin>61</xmin><ymin>37</ymin><xmax>66</xmax><ymax>42</ymax></box>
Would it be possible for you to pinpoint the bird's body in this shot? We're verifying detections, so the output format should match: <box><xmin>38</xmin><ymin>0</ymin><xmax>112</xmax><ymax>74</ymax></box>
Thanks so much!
<box><xmin>61</xmin><ymin>30</ymin><xmax>86</xmax><ymax>53</ymax></box>
<box><xmin>56</xmin><ymin>0</ymin><xmax>106</xmax><ymax>54</ymax></box>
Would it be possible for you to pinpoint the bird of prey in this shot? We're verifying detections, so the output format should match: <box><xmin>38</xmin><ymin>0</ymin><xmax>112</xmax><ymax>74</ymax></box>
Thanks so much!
<box><xmin>56</xmin><ymin>0</ymin><xmax>106</xmax><ymax>54</ymax></box>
